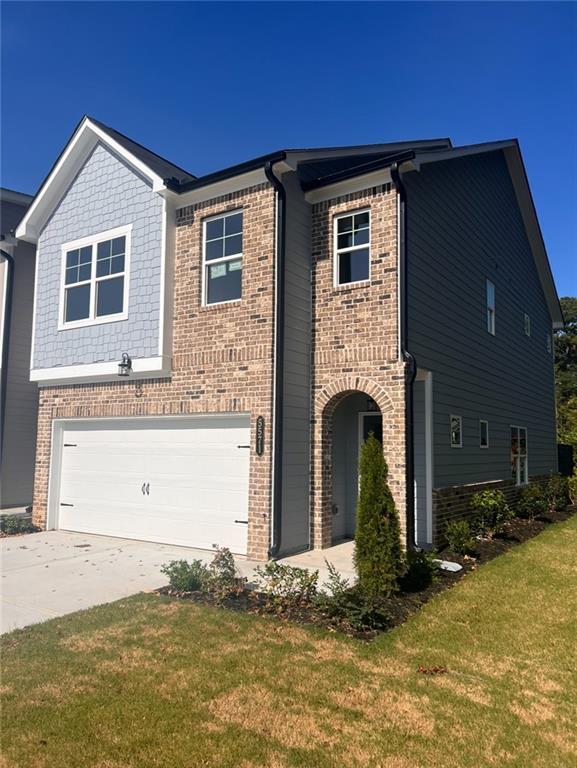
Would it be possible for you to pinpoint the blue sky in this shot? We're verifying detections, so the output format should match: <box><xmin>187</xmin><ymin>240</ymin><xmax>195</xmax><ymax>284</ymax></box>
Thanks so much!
<box><xmin>2</xmin><ymin>1</ymin><xmax>576</xmax><ymax>295</ymax></box>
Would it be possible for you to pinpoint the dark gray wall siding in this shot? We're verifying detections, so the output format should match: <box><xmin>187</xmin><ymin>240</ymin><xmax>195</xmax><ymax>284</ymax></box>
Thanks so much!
<box><xmin>406</xmin><ymin>151</ymin><xmax>557</xmax><ymax>488</ymax></box>
<box><xmin>280</xmin><ymin>171</ymin><xmax>312</xmax><ymax>555</ymax></box>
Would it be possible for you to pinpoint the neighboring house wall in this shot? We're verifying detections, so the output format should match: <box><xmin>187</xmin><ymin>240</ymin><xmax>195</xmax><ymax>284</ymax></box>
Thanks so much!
<box><xmin>310</xmin><ymin>184</ymin><xmax>407</xmax><ymax>548</ymax></box>
<box><xmin>406</xmin><ymin>152</ymin><xmax>557</xmax><ymax>497</ymax></box>
<box><xmin>32</xmin><ymin>183</ymin><xmax>276</xmax><ymax>561</ymax></box>
<box><xmin>280</xmin><ymin>171</ymin><xmax>312</xmax><ymax>554</ymax></box>
<box><xmin>32</xmin><ymin>142</ymin><xmax>163</xmax><ymax>371</ymax></box>
<box><xmin>1</xmin><ymin>241</ymin><xmax>38</xmax><ymax>507</ymax></box>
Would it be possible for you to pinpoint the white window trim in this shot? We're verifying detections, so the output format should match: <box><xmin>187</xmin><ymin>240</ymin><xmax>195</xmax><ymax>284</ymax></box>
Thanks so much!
<box><xmin>524</xmin><ymin>313</ymin><xmax>531</xmax><ymax>337</ymax></box>
<box><xmin>510</xmin><ymin>425</ymin><xmax>529</xmax><ymax>486</ymax></box>
<box><xmin>201</xmin><ymin>209</ymin><xmax>243</xmax><ymax>307</ymax></box>
<box><xmin>486</xmin><ymin>279</ymin><xmax>495</xmax><ymax>335</ymax></box>
<box><xmin>450</xmin><ymin>414</ymin><xmax>463</xmax><ymax>448</ymax></box>
<box><xmin>333</xmin><ymin>208</ymin><xmax>371</xmax><ymax>288</ymax></box>
<box><xmin>479</xmin><ymin>419</ymin><xmax>489</xmax><ymax>449</ymax></box>
<box><xmin>58</xmin><ymin>224</ymin><xmax>132</xmax><ymax>331</ymax></box>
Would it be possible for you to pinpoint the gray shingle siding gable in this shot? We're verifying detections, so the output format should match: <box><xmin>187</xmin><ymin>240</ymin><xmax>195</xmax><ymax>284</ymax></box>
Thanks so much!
<box><xmin>33</xmin><ymin>142</ymin><xmax>163</xmax><ymax>369</ymax></box>
<box><xmin>406</xmin><ymin>151</ymin><xmax>557</xmax><ymax>487</ymax></box>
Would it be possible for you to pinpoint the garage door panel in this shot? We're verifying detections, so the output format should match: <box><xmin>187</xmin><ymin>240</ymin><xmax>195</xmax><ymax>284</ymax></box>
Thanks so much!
<box><xmin>57</xmin><ymin>416</ymin><xmax>250</xmax><ymax>554</ymax></box>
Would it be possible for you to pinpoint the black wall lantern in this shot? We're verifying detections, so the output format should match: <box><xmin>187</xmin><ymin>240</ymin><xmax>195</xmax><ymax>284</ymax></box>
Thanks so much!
<box><xmin>118</xmin><ymin>352</ymin><xmax>132</xmax><ymax>377</ymax></box>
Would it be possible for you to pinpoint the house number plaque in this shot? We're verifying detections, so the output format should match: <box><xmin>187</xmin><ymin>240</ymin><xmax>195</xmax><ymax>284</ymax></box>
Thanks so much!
<box><xmin>256</xmin><ymin>416</ymin><xmax>265</xmax><ymax>456</ymax></box>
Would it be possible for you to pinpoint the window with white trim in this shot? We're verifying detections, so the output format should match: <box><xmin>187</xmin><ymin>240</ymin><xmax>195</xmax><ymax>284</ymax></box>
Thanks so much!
<box><xmin>450</xmin><ymin>415</ymin><xmax>463</xmax><ymax>448</ymax></box>
<box><xmin>486</xmin><ymin>279</ymin><xmax>495</xmax><ymax>335</ymax></box>
<box><xmin>524</xmin><ymin>313</ymin><xmax>531</xmax><ymax>337</ymax></box>
<box><xmin>60</xmin><ymin>226</ymin><xmax>130</xmax><ymax>328</ymax></box>
<box><xmin>203</xmin><ymin>210</ymin><xmax>243</xmax><ymax>305</ymax></box>
<box><xmin>334</xmin><ymin>210</ymin><xmax>370</xmax><ymax>286</ymax></box>
<box><xmin>479</xmin><ymin>419</ymin><xmax>489</xmax><ymax>448</ymax></box>
<box><xmin>511</xmin><ymin>426</ymin><xmax>528</xmax><ymax>485</ymax></box>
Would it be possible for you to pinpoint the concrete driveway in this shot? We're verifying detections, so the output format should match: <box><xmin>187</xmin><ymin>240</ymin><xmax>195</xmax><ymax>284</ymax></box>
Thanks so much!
<box><xmin>0</xmin><ymin>531</ymin><xmax>260</xmax><ymax>634</ymax></box>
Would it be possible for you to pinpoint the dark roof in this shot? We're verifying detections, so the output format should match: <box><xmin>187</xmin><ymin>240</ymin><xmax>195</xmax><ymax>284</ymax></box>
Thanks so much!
<box><xmin>88</xmin><ymin>117</ymin><xmax>196</xmax><ymax>184</ymax></box>
<box><xmin>1</xmin><ymin>188</ymin><xmax>33</xmax><ymax>236</ymax></box>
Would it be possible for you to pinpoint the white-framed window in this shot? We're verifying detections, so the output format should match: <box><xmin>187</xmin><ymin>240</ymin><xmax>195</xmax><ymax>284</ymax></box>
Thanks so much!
<box><xmin>479</xmin><ymin>419</ymin><xmax>489</xmax><ymax>448</ymax></box>
<box><xmin>486</xmin><ymin>279</ymin><xmax>495</xmax><ymax>335</ymax></box>
<box><xmin>59</xmin><ymin>225</ymin><xmax>131</xmax><ymax>330</ymax></box>
<box><xmin>546</xmin><ymin>333</ymin><xmax>552</xmax><ymax>354</ymax></box>
<box><xmin>334</xmin><ymin>209</ymin><xmax>370</xmax><ymax>286</ymax></box>
<box><xmin>450</xmin><ymin>414</ymin><xmax>463</xmax><ymax>448</ymax></box>
<box><xmin>524</xmin><ymin>313</ymin><xmax>531</xmax><ymax>337</ymax></box>
<box><xmin>202</xmin><ymin>210</ymin><xmax>243</xmax><ymax>306</ymax></box>
<box><xmin>511</xmin><ymin>426</ymin><xmax>528</xmax><ymax>485</ymax></box>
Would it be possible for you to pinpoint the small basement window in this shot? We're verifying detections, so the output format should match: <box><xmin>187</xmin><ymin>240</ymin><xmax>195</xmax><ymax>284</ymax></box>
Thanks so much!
<box><xmin>334</xmin><ymin>210</ymin><xmax>370</xmax><ymax>286</ymax></box>
<box><xmin>203</xmin><ymin>210</ymin><xmax>243</xmax><ymax>305</ymax></box>
<box><xmin>479</xmin><ymin>419</ymin><xmax>489</xmax><ymax>448</ymax></box>
<box><xmin>511</xmin><ymin>426</ymin><xmax>528</xmax><ymax>485</ymax></box>
<box><xmin>450</xmin><ymin>415</ymin><xmax>463</xmax><ymax>448</ymax></box>
<box><xmin>59</xmin><ymin>226</ymin><xmax>130</xmax><ymax>329</ymax></box>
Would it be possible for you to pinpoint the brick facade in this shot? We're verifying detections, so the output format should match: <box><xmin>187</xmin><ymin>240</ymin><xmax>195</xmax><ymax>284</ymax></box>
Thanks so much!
<box><xmin>309</xmin><ymin>184</ymin><xmax>408</xmax><ymax>548</ymax></box>
<box><xmin>32</xmin><ymin>183</ymin><xmax>276</xmax><ymax>561</ymax></box>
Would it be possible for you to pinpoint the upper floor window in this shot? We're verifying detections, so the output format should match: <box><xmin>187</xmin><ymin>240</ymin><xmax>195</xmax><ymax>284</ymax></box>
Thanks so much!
<box><xmin>511</xmin><ymin>426</ymin><xmax>528</xmax><ymax>485</ymax></box>
<box><xmin>486</xmin><ymin>279</ymin><xmax>495</xmax><ymax>335</ymax></box>
<box><xmin>524</xmin><ymin>313</ymin><xmax>531</xmax><ymax>337</ymax></box>
<box><xmin>59</xmin><ymin>225</ymin><xmax>130</xmax><ymax>329</ymax></box>
<box><xmin>334</xmin><ymin>210</ymin><xmax>370</xmax><ymax>286</ymax></box>
<box><xmin>450</xmin><ymin>414</ymin><xmax>463</xmax><ymax>448</ymax></box>
<box><xmin>203</xmin><ymin>210</ymin><xmax>243</xmax><ymax>305</ymax></box>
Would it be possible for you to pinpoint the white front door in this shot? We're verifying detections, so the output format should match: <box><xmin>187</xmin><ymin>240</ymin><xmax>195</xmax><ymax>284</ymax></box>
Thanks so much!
<box><xmin>57</xmin><ymin>415</ymin><xmax>250</xmax><ymax>554</ymax></box>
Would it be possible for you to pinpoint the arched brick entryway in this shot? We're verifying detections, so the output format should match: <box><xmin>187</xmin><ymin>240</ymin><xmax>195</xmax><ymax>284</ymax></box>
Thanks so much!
<box><xmin>310</xmin><ymin>376</ymin><xmax>402</xmax><ymax>550</ymax></box>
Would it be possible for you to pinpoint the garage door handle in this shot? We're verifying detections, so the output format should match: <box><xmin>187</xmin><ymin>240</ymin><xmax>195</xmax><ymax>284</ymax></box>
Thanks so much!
<box><xmin>60</xmin><ymin>503</ymin><xmax>74</xmax><ymax>507</ymax></box>
<box><xmin>237</xmin><ymin>445</ymin><xmax>250</xmax><ymax>449</ymax></box>
<box><xmin>141</xmin><ymin>483</ymin><xmax>146</xmax><ymax>495</ymax></box>
<box><xmin>146</xmin><ymin>483</ymin><xmax>150</xmax><ymax>495</ymax></box>
<box><xmin>234</xmin><ymin>519</ymin><xmax>248</xmax><ymax>525</ymax></box>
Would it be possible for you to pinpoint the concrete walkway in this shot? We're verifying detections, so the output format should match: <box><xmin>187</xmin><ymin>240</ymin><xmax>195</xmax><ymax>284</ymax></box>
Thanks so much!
<box><xmin>0</xmin><ymin>531</ymin><xmax>356</xmax><ymax>634</ymax></box>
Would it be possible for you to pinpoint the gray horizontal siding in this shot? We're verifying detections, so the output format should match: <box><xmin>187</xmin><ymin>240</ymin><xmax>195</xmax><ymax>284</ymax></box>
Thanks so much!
<box><xmin>406</xmin><ymin>151</ymin><xmax>557</xmax><ymax>488</ymax></box>
<box><xmin>280</xmin><ymin>171</ymin><xmax>312</xmax><ymax>555</ymax></box>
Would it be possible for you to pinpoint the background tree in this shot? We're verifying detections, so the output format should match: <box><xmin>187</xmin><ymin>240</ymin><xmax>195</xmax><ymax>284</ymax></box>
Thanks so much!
<box><xmin>354</xmin><ymin>434</ymin><xmax>403</xmax><ymax>598</ymax></box>
<box><xmin>555</xmin><ymin>297</ymin><xmax>577</xmax><ymax>454</ymax></box>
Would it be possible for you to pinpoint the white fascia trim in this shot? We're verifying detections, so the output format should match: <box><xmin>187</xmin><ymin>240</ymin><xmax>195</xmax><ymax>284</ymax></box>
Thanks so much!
<box><xmin>31</xmin><ymin>355</ymin><xmax>171</xmax><ymax>385</ymax></box>
<box><xmin>16</xmin><ymin>118</ymin><xmax>165</xmax><ymax>243</ymax></box>
<box><xmin>172</xmin><ymin>168</ymin><xmax>268</xmax><ymax>209</ymax></box>
<box><xmin>304</xmin><ymin>168</ymin><xmax>392</xmax><ymax>204</ymax></box>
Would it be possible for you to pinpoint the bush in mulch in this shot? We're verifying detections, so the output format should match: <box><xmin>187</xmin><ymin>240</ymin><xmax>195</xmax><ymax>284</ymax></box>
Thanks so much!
<box><xmin>0</xmin><ymin>515</ymin><xmax>40</xmax><ymax>537</ymax></box>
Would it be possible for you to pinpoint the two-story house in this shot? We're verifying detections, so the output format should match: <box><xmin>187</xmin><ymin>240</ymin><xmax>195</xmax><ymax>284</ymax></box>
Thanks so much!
<box><xmin>16</xmin><ymin>117</ymin><xmax>562</xmax><ymax>561</ymax></box>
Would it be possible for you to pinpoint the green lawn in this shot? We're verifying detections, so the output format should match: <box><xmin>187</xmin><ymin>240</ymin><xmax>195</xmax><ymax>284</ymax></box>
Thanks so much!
<box><xmin>2</xmin><ymin>517</ymin><xmax>577</xmax><ymax>768</ymax></box>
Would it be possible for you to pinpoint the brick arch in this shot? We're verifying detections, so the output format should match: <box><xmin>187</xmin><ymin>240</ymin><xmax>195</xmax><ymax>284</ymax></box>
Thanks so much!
<box><xmin>311</xmin><ymin>377</ymin><xmax>399</xmax><ymax>549</ymax></box>
<box><xmin>314</xmin><ymin>375</ymin><xmax>395</xmax><ymax>419</ymax></box>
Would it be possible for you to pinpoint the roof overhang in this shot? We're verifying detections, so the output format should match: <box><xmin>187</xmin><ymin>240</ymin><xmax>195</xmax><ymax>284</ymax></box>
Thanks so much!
<box><xmin>407</xmin><ymin>141</ymin><xmax>564</xmax><ymax>330</ymax></box>
<box><xmin>15</xmin><ymin>117</ymin><xmax>168</xmax><ymax>243</ymax></box>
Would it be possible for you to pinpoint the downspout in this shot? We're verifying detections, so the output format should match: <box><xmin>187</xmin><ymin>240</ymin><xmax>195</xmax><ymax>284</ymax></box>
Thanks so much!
<box><xmin>0</xmin><ymin>248</ymin><xmax>15</xmax><ymax>464</ymax></box>
<box><xmin>389</xmin><ymin>162</ymin><xmax>417</xmax><ymax>550</ymax></box>
<box><xmin>264</xmin><ymin>159</ymin><xmax>287</xmax><ymax>558</ymax></box>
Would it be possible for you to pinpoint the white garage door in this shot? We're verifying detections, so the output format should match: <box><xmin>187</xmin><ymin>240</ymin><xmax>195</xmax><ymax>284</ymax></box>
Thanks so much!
<box><xmin>57</xmin><ymin>415</ymin><xmax>250</xmax><ymax>554</ymax></box>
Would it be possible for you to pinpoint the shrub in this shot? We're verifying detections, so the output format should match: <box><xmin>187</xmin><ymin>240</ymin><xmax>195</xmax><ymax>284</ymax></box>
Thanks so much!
<box><xmin>399</xmin><ymin>549</ymin><xmax>440</xmax><ymax>593</ymax></box>
<box><xmin>252</xmin><ymin>561</ymin><xmax>318</xmax><ymax>614</ymax></box>
<box><xmin>516</xmin><ymin>484</ymin><xmax>548</xmax><ymax>521</ymax></box>
<box><xmin>444</xmin><ymin>519</ymin><xmax>476</xmax><ymax>555</ymax></box>
<box><xmin>354</xmin><ymin>433</ymin><xmax>403</xmax><ymax>599</ymax></box>
<box><xmin>314</xmin><ymin>566</ymin><xmax>390</xmax><ymax>632</ymax></box>
<box><xmin>470</xmin><ymin>489</ymin><xmax>513</xmax><ymax>538</ymax></box>
<box><xmin>543</xmin><ymin>474</ymin><xmax>569</xmax><ymax>513</ymax></box>
<box><xmin>0</xmin><ymin>515</ymin><xmax>39</xmax><ymax>536</ymax></box>
<box><xmin>568</xmin><ymin>470</ymin><xmax>577</xmax><ymax>506</ymax></box>
<box><xmin>207</xmin><ymin>547</ymin><xmax>246</xmax><ymax>602</ymax></box>
<box><xmin>161</xmin><ymin>559</ymin><xmax>211</xmax><ymax>593</ymax></box>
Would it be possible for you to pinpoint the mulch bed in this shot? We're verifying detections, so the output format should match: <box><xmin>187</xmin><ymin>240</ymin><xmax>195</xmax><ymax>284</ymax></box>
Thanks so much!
<box><xmin>159</xmin><ymin>505</ymin><xmax>576</xmax><ymax>640</ymax></box>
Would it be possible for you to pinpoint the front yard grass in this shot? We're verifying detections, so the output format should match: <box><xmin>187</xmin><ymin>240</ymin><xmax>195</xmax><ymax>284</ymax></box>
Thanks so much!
<box><xmin>2</xmin><ymin>515</ymin><xmax>577</xmax><ymax>768</ymax></box>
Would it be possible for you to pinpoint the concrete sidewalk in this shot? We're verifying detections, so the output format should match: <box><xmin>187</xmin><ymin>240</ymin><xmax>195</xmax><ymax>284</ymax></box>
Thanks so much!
<box><xmin>0</xmin><ymin>531</ymin><xmax>356</xmax><ymax>634</ymax></box>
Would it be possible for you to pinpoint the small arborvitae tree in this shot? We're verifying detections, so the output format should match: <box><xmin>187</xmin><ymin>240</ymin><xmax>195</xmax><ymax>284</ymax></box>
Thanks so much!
<box><xmin>354</xmin><ymin>433</ymin><xmax>403</xmax><ymax>598</ymax></box>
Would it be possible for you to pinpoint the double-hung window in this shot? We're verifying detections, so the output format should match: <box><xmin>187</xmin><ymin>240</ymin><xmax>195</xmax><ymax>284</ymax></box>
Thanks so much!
<box><xmin>60</xmin><ymin>225</ymin><xmax>130</xmax><ymax>329</ymax></box>
<box><xmin>511</xmin><ymin>426</ymin><xmax>528</xmax><ymax>485</ymax></box>
<box><xmin>486</xmin><ymin>279</ymin><xmax>495</xmax><ymax>335</ymax></box>
<box><xmin>203</xmin><ymin>210</ymin><xmax>243</xmax><ymax>305</ymax></box>
<box><xmin>334</xmin><ymin>210</ymin><xmax>370</xmax><ymax>286</ymax></box>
